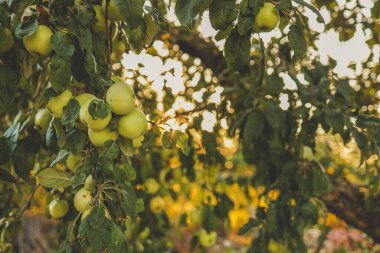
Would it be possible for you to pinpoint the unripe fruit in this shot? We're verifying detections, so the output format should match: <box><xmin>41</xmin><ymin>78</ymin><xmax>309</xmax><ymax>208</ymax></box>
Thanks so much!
<box><xmin>84</xmin><ymin>175</ymin><xmax>95</xmax><ymax>190</ymax></box>
<box><xmin>23</xmin><ymin>25</ymin><xmax>53</xmax><ymax>57</ymax></box>
<box><xmin>253</xmin><ymin>3</ymin><xmax>280</xmax><ymax>33</ymax></box>
<box><xmin>74</xmin><ymin>187</ymin><xmax>92</xmax><ymax>212</ymax></box>
<box><xmin>133</xmin><ymin>135</ymin><xmax>144</xmax><ymax>148</ymax></box>
<box><xmin>93</xmin><ymin>5</ymin><xmax>110</xmax><ymax>33</ymax></box>
<box><xmin>80</xmin><ymin>99</ymin><xmax>112</xmax><ymax>130</ymax></box>
<box><xmin>75</xmin><ymin>93</ymin><xmax>96</xmax><ymax>106</ymax></box>
<box><xmin>111</xmin><ymin>76</ymin><xmax>134</xmax><ymax>96</ymax></box>
<box><xmin>34</xmin><ymin>108</ymin><xmax>52</xmax><ymax>132</ymax></box>
<box><xmin>66</xmin><ymin>153</ymin><xmax>82</xmax><ymax>172</ymax></box>
<box><xmin>144</xmin><ymin>178</ymin><xmax>160</xmax><ymax>194</ymax></box>
<box><xmin>106</xmin><ymin>82</ymin><xmax>135</xmax><ymax>115</ymax></box>
<box><xmin>199</xmin><ymin>229</ymin><xmax>217</xmax><ymax>248</ymax></box>
<box><xmin>149</xmin><ymin>196</ymin><xmax>165</xmax><ymax>214</ymax></box>
<box><xmin>118</xmin><ymin>109</ymin><xmax>147</xmax><ymax>139</ymax></box>
<box><xmin>49</xmin><ymin>199</ymin><xmax>69</xmax><ymax>218</ymax></box>
<box><xmin>0</xmin><ymin>28</ymin><xmax>14</xmax><ymax>54</ymax></box>
<box><xmin>47</xmin><ymin>90</ymin><xmax>73</xmax><ymax>118</ymax></box>
<box><xmin>102</xmin><ymin>0</ymin><xmax>123</xmax><ymax>21</ymax></box>
<box><xmin>88</xmin><ymin>127</ymin><xmax>118</xmax><ymax>148</ymax></box>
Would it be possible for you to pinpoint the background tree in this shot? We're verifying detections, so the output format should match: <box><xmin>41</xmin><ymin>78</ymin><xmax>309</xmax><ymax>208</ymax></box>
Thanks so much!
<box><xmin>0</xmin><ymin>0</ymin><xmax>380</xmax><ymax>252</ymax></box>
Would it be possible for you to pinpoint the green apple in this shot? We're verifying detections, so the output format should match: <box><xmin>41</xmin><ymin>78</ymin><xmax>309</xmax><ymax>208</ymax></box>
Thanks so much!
<box><xmin>253</xmin><ymin>3</ymin><xmax>280</xmax><ymax>33</ymax></box>
<box><xmin>106</xmin><ymin>82</ymin><xmax>135</xmax><ymax>115</ymax></box>
<box><xmin>93</xmin><ymin>5</ymin><xmax>110</xmax><ymax>33</ymax></box>
<box><xmin>149</xmin><ymin>196</ymin><xmax>165</xmax><ymax>214</ymax></box>
<box><xmin>84</xmin><ymin>175</ymin><xmax>95</xmax><ymax>190</ymax></box>
<box><xmin>81</xmin><ymin>207</ymin><xmax>111</xmax><ymax>222</ymax></box>
<box><xmin>74</xmin><ymin>187</ymin><xmax>92</xmax><ymax>212</ymax></box>
<box><xmin>88</xmin><ymin>127</ymin><xmax>118</xmax><ymax>148</ymax></box>
<box><xmin>133</xmin><ymin>135</ymin><xmax>144</xmax><ymax>148</ymax></box>
<box><xmin>102</xmin><ymin>0</ymin><xmax>123</xmax><ymax>21</ymax></box>
<box><xmin>118</xmin><ymin>109</ymin><xmax>147</xmax><ymax>139</ymax></box>
<box><xmin>0</xmin><ymin>28</ymin><xmax>14</xmax><ymax>54</ymax></box>
<box><xmin>23</xmin><ymin>25</ymin><xmax>53</xmax><ymax>57</ymax></box>
<box><xmin>49</xmin><ymin>199</ymin><xmax>69</xmax><ymax>218</ymax></box>
<box><xmin>47</xmin><ymin>90</ymin><xmax>73</xmax><ymax>118</ymax></box>
<box><xmin>75</xmin><ymin>93</ymin><xmax>96</xmax><ymax>106</ymax></box>
<box><xmin>80</xmin><ymin>98</ymin><xmax>112</xmax><ymax>130</ymax></box>
<box><xmin>111</xmin><ymin>76</ymin><xmax>134</xmax><ymax>96</ymax></box>
<box><xmin>199</xmin><ymin>229</ymin><xmax>217</xmax><ymax>248</ymax></box>
<box><xmin>144</xmin><ymin>178</ymin><xmax>160</xmax><ymax>194</ymax></box>
<box><xmin>34</xmin><ymin>108</ymin><xmax>52</xmax><ymax>132</ymax></box>
<box><xmin>66</xmin><ymin>153</ymin><xmax>82</xmax><ymax>172</ymax></box>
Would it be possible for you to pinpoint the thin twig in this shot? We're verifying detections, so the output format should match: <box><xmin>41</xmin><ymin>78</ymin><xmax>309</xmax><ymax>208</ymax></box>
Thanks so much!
<box><xmin>104</xmin><ymin>0</ymin><xmax>112</xmax><ymax>78</ymax></box>
<box><xmin>17</xmin><ymin>185</ymin><xmax>40</xmax><ymax>219</ymax></box>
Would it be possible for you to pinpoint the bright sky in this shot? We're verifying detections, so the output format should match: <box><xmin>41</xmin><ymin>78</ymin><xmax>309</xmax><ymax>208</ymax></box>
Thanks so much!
<box><xmin>122</xmin><ymin>0</ymin><xmax>376</xmax><ymax>130</ymax></box>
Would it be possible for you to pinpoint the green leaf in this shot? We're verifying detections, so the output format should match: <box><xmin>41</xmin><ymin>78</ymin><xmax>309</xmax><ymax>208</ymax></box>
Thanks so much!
<box><xmin>101</xmin><ymin>141</ymin><xmax>120</xmax><ymax>162</ymax></box>
<box><xmin>112</xmin><ymin>0</ymin><xmax>144</xmax><ymax>29</ymax></box>
<box><xmin>288</xmin><ymin>25</ymin><xmax>307</xmax><ymax>60</ymax></box>
<box><xmin>215</xmin><ymin>25</ymin><xmax>233</xmax><ymax>41</ymax></box>
<box><xmin>65</xmin><ymin>129</ymin><xmax>86</xmax><ymax>154</ymax></box>
<box><xmin>12</xmin><ymin>145</ymin><xmax>35</xmax><ymax>178</ymax></box>
<box><xmin>144</xmin><ymin>13</ymin><xmax>160</xmax><ymax>46</ymax></box>
<box><xmin>175</xmin><ymin>0</ymin><xmax>204</xmax><ymax>26</ymax></box>
<box><xmin>117</xmin><ymin>137</ymin><xmax>134</xmax><ymax>157</ymax></box>
<box><xmin>209</xmin><ymin>0</ymin><xmax>238</xmax><ymax>30</ymax></box>
<box><xmin>0</xmin><ymin>168</ymin><xmax>16</xmax><ymax>183</ymax></box>
<box><xmin>0</xmin><ymin>137</ymin><xmax>10</xmax><ymax>164</ymax></box>
<box><xmin>14</xmin><ymin>18</ymin><xmax>38</xmax><ymax>39</ymax></box>
<box><xmin>238</xmin><ymin>218</ymin><xmax>261</xmax><ymax>235</ymax></box>
<box><xmin>229</xmin><ymin>110</ymin><xmax>250</xmax><ymax>137</ymax></box>
<box><xmin>224</xmin><ymin>29</ymin><xmax>251</xmax><ymax>70</ymax></box>
<box><xmin>311</xmin><ymin>162</ymin><xmax>332</xmax><ymax>196</ymax></box>
<box><xmin>265</xmin><ymin>73</ymin><xmax>283</xmax><ymax>96</ymax></box>
<box><xmin>236</xmin><ymin>16</ymin><xmax>254</xmax><ymax>35</ymax></box>
<box><xmin>265</xmin><ymin>102</ymin><xmax>285</xmax><ymax>131</ymax></box>
<box><xmin>84</xmin><ymin>49</ymin><xmax>97</xmax><ymax>76</ymax></box>
<box><xmin>126</xmin><ymin>21</ymin><xmax>147</xmax><ymax>53</ymax></box>
<box><xmin>50</xmin><ymin>149</ymin><xmax>70</xmax><ymax>167</ymax></box>
<box><xmin>50</xmin><ymin>56</ymin><xmax>72</xmax><ymax>93</ymax></box>
<box><xmin>71</xmin><ymin>173</ymin><xmax>86</xmax><ymax>188</ymax></box>
<box><xmin>0</xmin><ymin>64</ymin><xmax>18</xmax><ymax>112</ymax></box>
<box><xmin>88</xmin><ymin>100</ymin><xmax>111</xmax><ymax>120</ymax></box>
<box><xmin>243</xmin><ymin>113</ymin><xmax>265</xmax><ymax>148</ymax></box>
<box><xmin>62</xmin><ymin>99</ymin><xmax>80</xmax><ymax>129</ymax></box>
<box><xmin>51</xmin><ymin>33</ymin><xmax>75</xmax><ymax>60</ymax></box>
<box><xmin>37</xmin><ymin>168</ymin><xmax>72</xmax><ymax>188</ymax></box>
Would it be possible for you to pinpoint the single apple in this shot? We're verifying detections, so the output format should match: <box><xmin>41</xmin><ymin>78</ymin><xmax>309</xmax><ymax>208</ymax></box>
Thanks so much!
<box><xmin>75</xmin><ymin>93</ymin><xmax>96</xmax><ymax>106</ymax></box>
<box><xmin>144</xmin><ymin>178</ymin><xmax>160</xmax><ymax>194</ymax></box>
<box><xmin>199</xmin><ymin>229</ymin><xmax>217</xmax><ymax>248</ymax></box>
<box><xmin>47</xmin><ymin>90</ymin><xmax>73</xmax><ymax>118</ymax></box>
<box><xmin>80</xmin><ymin>98</ymin><xmax>112</xmax><ymax>130</ymax></box>
<box><xmin>253</xmin><ymin>3</ymin><xmax>280</xmax><ymax>33</ymax></box>
<box><xmin>34</xmin><ymin>108</ymin><xmax>52</xmax><ymax>132</ymax></box>
<box><xmin>93</xmin><ymin>5</ymin><xmax>110</xmax><ymax>33</ymax></box>
<box><xmin>23</xmin><ymin>25</ymin><xmax>53</xmax><ymax>57</ymax></box>
<box><xmin>118</xmin><ymin>109</ymin><xmax>147</xmax><ymax>139</ymax></box>
<box><xmin>149</xmin><ymin>196</ymin><xmax>165</xmax><ymax>214</ymax></box>
<box><xmin>106</xmin><ymin>81</ymin><xmax>135</xmax><ymax>115</ymax></box>
<box><xmin>0</xmin><ymin>28</ymin><xmax>14</xmax><ymax>54</ymax></box>
<box><xmin>88</xmin><ymin>127</ymin><xmax>118</xmax><ymax>148</ymax></box>
<box><xmin>74</xmin><ymin>187</ymin><xmax>92</xmax><ymax>212</ymax></box>
<box><xmin>49</xmin><ymin>199</ymin><xmax>69</xmax><ymax>218</ymax></box>
<box><xmin>66</xmin><ymin>153</ymin><xmax>82</xmax><ymax>172</ymax></box>
<box><xmin>102</xmin><ymin>0</ymin><xmax>123</xmax><ymax>21</ymax></box>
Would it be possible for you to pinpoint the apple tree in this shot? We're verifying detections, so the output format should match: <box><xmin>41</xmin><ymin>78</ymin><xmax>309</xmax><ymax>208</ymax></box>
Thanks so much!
<box><xmin>0</xmin><ymin>0</ymin><xmax>380</xmax><ymax>252</ymax></box>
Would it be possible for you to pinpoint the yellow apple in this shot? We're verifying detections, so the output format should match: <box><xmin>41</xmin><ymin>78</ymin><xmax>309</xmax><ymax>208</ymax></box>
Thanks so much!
<box><xmin>118</xmin><ymin>109</ymin><xmax>147</xmax><ymax>139</ymax></box>
<box><xmin>23</xmin><ymin>25</ymin><xmax>53</xmax><ymax>57</ymax></box>
<box><xmin>34</xmin><ymin>108</ymin><xmax>52</xmax><ymax>132</ymax></box>
<box><xmin>93</xmin><ymin>5</ymin><xmax>110</xmax><ymax>33</ymax></box>
<box><xmin>253</xmin><ymin>3</ymin><xmax>280</xmax><ymax>33</ymax></box>
<box><xmin>102</xmin><ymin>0</ymin><xmax>123</xmax><ymax>21</ymax></box>
<box><xmin>88</xmin><ymin>127</ymin><xmax>118</xmax><ymax>148</ymax></box>
<box><xmin>47</xmin><ymin>90</ymin><xmax>73</xmax><ymax>118</ymax></box>
<box><xmin>0</xmin><ymin>28</ymin><xmax>14</xmax><ymax>54</ymax></box>
<box><xmin>74</xmin><ymin>187</ymin><xmax>92</xmax><ymax>212</ymax></box>
<box><xmin>66</xmin><ymin>153</ymin><xmax>82</xmax><ymax>172</ymax></box>
<box><xmin>75</xmin><ymin>93</ymin><xmax>96</xmax><ymax>106</ymax></box>
<box><xmin>106</xmin><ymin>82</ymin><xmax>135</xmax><ymax>115</ymax></box>
<box><xmin>80</xmin><ymin>98</ymin><xmax>112</xmax><ymax>130</ymax></box>
<box><xmin>49</xmin><ymin>199</ymin><xmax>69</xmax><ymax>218</ymax></box>
<box><xmin>144</xmin><ymin>178</ymin><xmax>160</xmax><ymax>194</ymax></box>
<box><xmin>149</xmin><ymin>196</ymin><xmax>165</xmax><ymax>214</ymax></box>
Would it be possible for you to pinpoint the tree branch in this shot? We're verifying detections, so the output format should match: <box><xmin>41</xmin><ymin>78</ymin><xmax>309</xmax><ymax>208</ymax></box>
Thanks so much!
<box><xmin>171</xmin><ymin>28</ymin><xmax>380</xmax><ymax>244</ymax></box>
